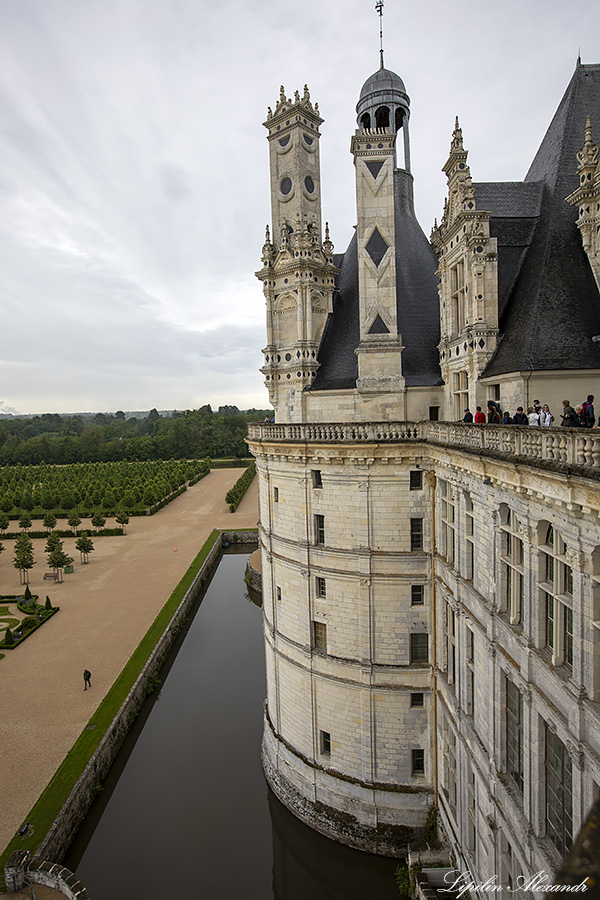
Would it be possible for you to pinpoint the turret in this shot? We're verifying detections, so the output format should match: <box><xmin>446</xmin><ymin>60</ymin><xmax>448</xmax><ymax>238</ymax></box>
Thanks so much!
<box><xmin>257</xmin><ymin>87</ymin><xmax>338</xmax><ymax>421</ymax></box>
<box><xmin>567</xmin><ymin>115</ymin><xmax>600</xmax><ymax>291</ymax></box>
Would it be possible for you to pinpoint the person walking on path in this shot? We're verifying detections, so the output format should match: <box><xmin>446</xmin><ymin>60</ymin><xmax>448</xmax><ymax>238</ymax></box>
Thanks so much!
<box><xmin>83</xmin><ymin>669</ymin><xmax>91</xmax><ymax>691</ymax></box>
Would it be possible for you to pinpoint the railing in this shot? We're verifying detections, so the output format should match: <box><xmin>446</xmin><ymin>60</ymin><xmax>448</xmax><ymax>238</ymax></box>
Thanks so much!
<box><xmin>247</xmin><ymin>421</ymin><xmax>600</xmax><ymax>472</ymax></box>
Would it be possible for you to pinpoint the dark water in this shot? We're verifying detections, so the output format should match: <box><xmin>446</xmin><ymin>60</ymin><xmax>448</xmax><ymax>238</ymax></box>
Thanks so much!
<box><xmin>64</xmin><ymin>549</ymin><xmax>400</xmax><ymax>899</ymax></box>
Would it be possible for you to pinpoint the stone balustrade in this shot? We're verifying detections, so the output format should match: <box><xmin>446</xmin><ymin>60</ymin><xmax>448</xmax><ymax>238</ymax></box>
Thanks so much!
<box><xmin>247</xmin><ymin>421</ymin><xmax>600</xmax><ymax>472</ymax></box>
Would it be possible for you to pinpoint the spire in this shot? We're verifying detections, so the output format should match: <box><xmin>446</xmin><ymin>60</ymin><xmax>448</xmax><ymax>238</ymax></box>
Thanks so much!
<box><xmin>375</xmin><ymin>0</ymin><xmax>384</xmax><ymax>69</ymax></box>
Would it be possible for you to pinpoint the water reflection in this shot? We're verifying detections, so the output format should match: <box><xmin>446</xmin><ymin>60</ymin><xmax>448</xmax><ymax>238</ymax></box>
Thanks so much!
<box><xmin>64</xmin><ymin>548</ymin><xmax>400</xmax><ymax>899</ymax></box>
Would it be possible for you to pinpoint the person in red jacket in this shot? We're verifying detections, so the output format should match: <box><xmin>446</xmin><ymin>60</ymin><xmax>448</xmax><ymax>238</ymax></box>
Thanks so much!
<box><xmin>474</xmin><ymin>406</ymin><xmax>485</xmax><ymax>423</ymax></box>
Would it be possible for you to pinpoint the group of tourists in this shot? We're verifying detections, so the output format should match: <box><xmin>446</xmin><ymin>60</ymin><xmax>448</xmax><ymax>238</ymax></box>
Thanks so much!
<box><xmin>462</xmin><ymin>395</ymin><xmax>596</xmax><ymax>428</ymax></box>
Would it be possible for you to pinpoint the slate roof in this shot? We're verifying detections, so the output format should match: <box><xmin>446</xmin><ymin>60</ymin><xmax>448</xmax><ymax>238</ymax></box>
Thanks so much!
<box><xmin>311</xmin><ymin>170</ymin><xmax>442</xmax><ymax>391</ymax></box>
<box><xmin>483</xmin><ymin>62</ymin><xmax>600</xmax><ymax>376</ymax></box>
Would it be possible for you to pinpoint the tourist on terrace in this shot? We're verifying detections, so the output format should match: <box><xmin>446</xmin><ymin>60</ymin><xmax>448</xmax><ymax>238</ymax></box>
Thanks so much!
<box><xmin>513</xmin><ymin>407</ymin><xmax>528</xmax><ymax>425</ymax></box>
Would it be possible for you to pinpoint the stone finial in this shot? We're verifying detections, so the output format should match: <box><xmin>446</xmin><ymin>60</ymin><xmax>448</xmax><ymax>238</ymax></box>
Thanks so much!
<box><xmin>261</xmin><ymin>225</ymin><xmax>274</xmax><ymax>266</ymax></box>
<box><xmin>303</xmin><ymin>84</ymin><xmax>310</xmax><ymax>101</ymax></box>
<box><xmin>266</xmin><ymin>106</ymin><xmax>272</xmax><ymax>120</ymax></box>
<box><xmin>576</xmin><ymin>115</ymin><xmax>599</xmax><ymax>171</ymax></box>
<box><xmin>280</xmin><ymin>85</ymin><xmax>286</xmax><ymax>103</ymax></box>
<box><xmin>451</xmin><ymin>116</ymin><xmax>464</xmax><ymax>151</ymax></box>
<box><xmin>323</xmin><ymin>221</ymin><xmax>334</xmax><ymax>256</ymax></box>
<box><xmin>294</xmin><ymin>90</ymin><xmax>300</xmax><ymax>103</ymax></box>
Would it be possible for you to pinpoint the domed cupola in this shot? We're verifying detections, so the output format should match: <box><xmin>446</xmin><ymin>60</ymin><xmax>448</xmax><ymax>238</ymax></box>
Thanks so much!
<box><xmin>356</xmin><ymin>62</ymin><xmax>411</xmax><ymax>171</ymax></box>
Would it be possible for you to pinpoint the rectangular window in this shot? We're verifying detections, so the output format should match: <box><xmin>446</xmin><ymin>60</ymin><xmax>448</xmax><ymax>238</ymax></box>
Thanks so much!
<box><xmin>411</xmin><ymin>692</ymin><xmax>424</xmax><ymax>707</ymax></box>
<box><xmin>313</xmin><ymin>621</ymin><xmax>327</xmax><ymax>651</ymax></box>
<box><xmin>316</xmin><ymin>576</ymin><xmax>326</xmax><ymax>598</ymax></box>
<box><xmin>466</xmin><ymin>627</ymin><xmax>475</xmax><ymax>716</ymax></box>
<box><xmin>409</xmin><ymin>470</ymin><xmax>423</xmax><ymax>490</ymax></box>
<box><xmin>451</xmin><ymin>261</ymin><xmax>466</xmax><ymax>335</ymax></box>
<box><xmin>429</xmin><ymin>406</ymin><xmax>439</xmax><ymax>421</ymax></box>
<box><xmin>545</xmin><ymin>725</ymin><xmax>573</xmax><ymax>857</ymax></box>
<box><xmin>273</xmin><ymin>486</ymin><xmax>279</xmax><ymax>502</ymax></box>
<box><xmin>412</xmin><ymin>749</ymin><xmax>425</xmax><ymax>775</ymax></box>
<box><xmin>564</xmin><ymin>605</ymin><xmax>573</xmax><ymax>671</ymax></box>
<box><xmin>467</xmin><ymin>766</ymin><xmax>476</xmax><ymax>852</ymax></box>
<box><xmin>442</xmin><ymin>718</ymin><xmax>457</xmax><ymax>818</ymax></box>
<box><xmin>410</xmin><ymin>633</ymin><xmax>429</xmax><ymax>663</ymax></box>
<box><xmin>446</xmin><ymin>603</ymin><xmax>456</xmax><ymax>685</ymax></box>
<box><xmin>411</xmin><ymin>584</ymin><xmax>424</xmax><ymax>606</ymax></box>
<box><xmin>320</xmin><ymin>730</ymin><xmax>331</xmax><ymax>757</ymax></box>
<box><xmin>315</xmin><ymin>514</ymin><xmax>325</xmax><ymax>545</ymax></box>
<box><xmin>312</xmin><ymin>469</ymin><xmax>323</xmax><ymax>488</ymax></box>
<box><xmin>506</xmin><ymin>677</ymin><xmax>523</xmax><ymax>794</ymax></box>
<box><xmin>410</xmin><ymin>518</ymin><xmax>423</xmax><ymax>551</ymax></box>
<box><xmin>465</xmin><ymin>496</ymin><xmax>474</xmax><ymax>581</ymax></box>
<box><xmin>545</xmin><ymin>591</ymin><xmax>555</xmax><ymax>651</ymax></box>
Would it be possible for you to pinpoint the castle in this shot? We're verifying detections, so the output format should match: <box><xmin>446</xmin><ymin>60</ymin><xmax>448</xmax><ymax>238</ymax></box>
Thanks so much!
<box><xmin>247</xmin><ymin>55</ymin><xmax>600</xmax><ymax>888</ymax></box>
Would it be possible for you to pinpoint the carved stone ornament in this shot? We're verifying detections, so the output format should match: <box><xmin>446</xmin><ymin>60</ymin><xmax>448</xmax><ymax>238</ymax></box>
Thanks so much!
<box><xmin>566</xmin><ymin>741</ymin><xmax>584</xmax><ymax>770</ymax></box>
<box><xmin>565</xmin><ymin>548</ymin><xmax>584</xmax><ymax>569</ymax></box>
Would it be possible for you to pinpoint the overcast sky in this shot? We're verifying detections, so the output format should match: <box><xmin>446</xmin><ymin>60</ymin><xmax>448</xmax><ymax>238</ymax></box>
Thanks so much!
<box><xmin>0</xmin><ymin>0</ymin><xmax>598</xmax><ymax>415</ymax></box>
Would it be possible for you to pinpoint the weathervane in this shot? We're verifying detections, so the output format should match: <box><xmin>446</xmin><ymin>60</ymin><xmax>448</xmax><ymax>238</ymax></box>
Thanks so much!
<box><xmin>375</xmin><ymin>0</ymin><xmax>384</xmax><ymax>69</ymax></box>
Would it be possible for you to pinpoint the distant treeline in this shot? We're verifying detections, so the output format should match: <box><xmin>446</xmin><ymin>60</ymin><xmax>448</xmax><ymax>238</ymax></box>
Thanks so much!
<box><xmin>0</xmin><ymin>406</ymin><xmax>271</xmax><ymax>466</ymax></box>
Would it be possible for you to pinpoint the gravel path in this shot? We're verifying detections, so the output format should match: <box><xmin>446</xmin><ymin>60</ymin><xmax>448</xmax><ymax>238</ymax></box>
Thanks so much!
<box><xmin>0</xmin><ymin>468</ymin><xmax>258</xmax><ymax>857</ymax></box>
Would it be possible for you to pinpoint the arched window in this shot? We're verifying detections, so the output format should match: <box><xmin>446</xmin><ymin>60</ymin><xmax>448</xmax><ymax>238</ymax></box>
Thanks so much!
<box><xmin>361</xmin><ymin>112</ymin><xmax>371</xmax><ymax>131</ymax></box>
<box><xmin>395</xmin><ymin>108</ymin><xmax>404</xmax><ymax>132</ymax></box>
<box><xmin>375</xmin><ymin>106</ymin><xmax>390</xmax><ymax>129</ymax></box>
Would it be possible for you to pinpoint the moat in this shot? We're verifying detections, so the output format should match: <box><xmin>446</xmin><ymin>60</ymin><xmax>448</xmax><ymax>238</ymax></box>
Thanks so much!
<box><xmin>64</xmin><ymin>547</ymin><xmax>401</xmax><ymax>899</ymax></box>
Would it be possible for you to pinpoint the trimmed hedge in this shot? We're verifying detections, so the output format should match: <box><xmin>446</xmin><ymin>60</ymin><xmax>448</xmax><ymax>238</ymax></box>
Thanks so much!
<box><xmin>0</xmin><ymin>593</ymin><xmax>59</xmax><ymax>649</ymax></box>
<box><xmin>225</xmin><ymin>462</ymin><xmax>256</xmax><ymax>512</ymax></box>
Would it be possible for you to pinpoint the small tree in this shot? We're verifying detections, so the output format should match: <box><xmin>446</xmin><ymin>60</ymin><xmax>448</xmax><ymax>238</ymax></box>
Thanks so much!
<box><xmin>0</xmin><ymin>512</ymin><xmax>9</xmax><ymax>535</ymax></box>
<box><xmin>68</xmin><ymin>513</ymin><xmax>82</xmax><ymax>535</ymax></box>
<box><xmin>45</xmin><ymin>532</ymin><xmax>62</xmax><ymax>555</ymax></box>
<box><xmin>18</xmin><ymin>513</ymin><xmax>32</xmax><ymax>532</ymax></box>
<box><xmin>75</xmin><ymin>534</ymin><xmax>95</xmax><ymax>564</ymax></box>
<box><xmin>116</xmin><ymin>512</ymin><xmax>130</xmax><ymax>535</ymax></box>
<box><xmin>91</xmin><ymin>511</ymin><xmax>106</xmax><ymax>534</ymax></box>
<box><xmin>23</xmin><ymin>584</ymin><xmax>32</xmax><ymax>601</ymax></box>
<box><xmin>13</xmin><ymin>533</ymin><xmax>34</xmax><ymax>584</ymax></box>
<box><xmin>43</xmin><ymin>513</ymin><xmax>57</xmax><ymax>534</ymax></box>
<box><xmin>45</xmin><ymin>596</ymin><xmax>52</xmax><ymax>610</ymax></box>
<box><xmin>3</xmin><ymin>627</ymin><xmax>14</xmax><ymax>646</ymax></box>
<box><xmin>48</xmin><ymin>546</ymin><xmax>73</xmax><ymax>583</ymax></box>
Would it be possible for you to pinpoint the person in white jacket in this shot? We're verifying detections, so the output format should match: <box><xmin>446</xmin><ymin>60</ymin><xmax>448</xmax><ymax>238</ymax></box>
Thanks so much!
<box><xmin>540</xmin><ymin>404</ymin><xmax>554</xmax><ymax>426</ymax></box>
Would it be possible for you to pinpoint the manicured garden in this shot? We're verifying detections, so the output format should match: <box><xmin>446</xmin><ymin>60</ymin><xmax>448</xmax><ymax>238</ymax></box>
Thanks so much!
<box><xmin>0</xmin><ymin>529</ymin><xmax>225</xmax><ymax>869</ymax></box>
<box><xmin>0</xmin><ymin>458</ymin><xmax>210</xmax><ymax>520</ymax></box>
<box><xmin>0</xmin><ymin>587</ymin><xmax>58</xmax><ymax>654</ymax></box>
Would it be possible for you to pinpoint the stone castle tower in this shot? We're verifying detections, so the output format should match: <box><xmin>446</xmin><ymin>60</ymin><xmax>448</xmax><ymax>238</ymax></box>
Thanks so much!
<box><xmin>250</xmin><ymin>56</ymin><xmax>600</xmax><ymax>884</ymax></box>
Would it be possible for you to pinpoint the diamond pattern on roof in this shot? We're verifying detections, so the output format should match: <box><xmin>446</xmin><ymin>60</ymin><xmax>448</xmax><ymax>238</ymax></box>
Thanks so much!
<box><xmin>365</xmin><ymin>227</ymin><xmax>389</xmax><ymax>267</ymax></box>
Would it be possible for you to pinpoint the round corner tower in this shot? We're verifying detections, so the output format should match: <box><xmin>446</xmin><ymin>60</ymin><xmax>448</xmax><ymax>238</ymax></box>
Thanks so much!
<box><xmin>250</xmin><ymin>69</ymin><xmax>435</xmax><ymax>858</ymax></box>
